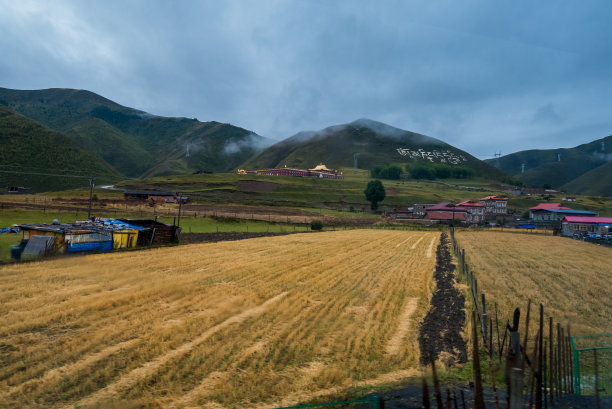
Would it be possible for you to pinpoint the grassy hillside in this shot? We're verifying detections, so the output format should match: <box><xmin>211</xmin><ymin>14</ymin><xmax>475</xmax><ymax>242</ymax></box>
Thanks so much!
<box><xmin>115</xmin><ymin>168</ymin><xmax>612</xmax><ymax>216</ymax></box>
<box><xmin>241</xmin><ymin>119</ymin><xmax>506</xmax><ymax>180</ymax></box>
<box><xmin>561</xmin><ymin>160</ymin><xmax>612</xmax><ymax>196</ymax></box>
<box><xmin>487</xmin><ymin>135</ymin><xmax>612</xmax><ymax>191</ymax></box>
<box><xmin>0</xmin><ymin>88</ymin><xmax>268</xmax><ymax>177</ymax></box>
<box><xmin>0</xmin><ymin>105</ymin><xmax>121</xmax><ymax>192</ymax></box>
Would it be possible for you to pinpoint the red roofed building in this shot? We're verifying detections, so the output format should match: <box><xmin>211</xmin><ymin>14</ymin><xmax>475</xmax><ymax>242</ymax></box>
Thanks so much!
<box><xmin>457</xmin><ymin>200</ymin><xmax>486</xmax><ymax>223</ymax></box>
<box><xmin>425</xmin><ymin>202</ymin><xmax>483</xmax><ymax>224</ymax></box>
<box><xmin>530</xmin><ymin>203</ymin><xmax>572</xmax><ymax>211</ymax></box>
<box><xmin>529</xmin><ymin>203</ymin><xmax>597</xmax><ymax>221</ymax></box>
<box><xmin>561</xmin><ymin>216</ymin><xmax>612</xmax><ymax>238</ymax></box>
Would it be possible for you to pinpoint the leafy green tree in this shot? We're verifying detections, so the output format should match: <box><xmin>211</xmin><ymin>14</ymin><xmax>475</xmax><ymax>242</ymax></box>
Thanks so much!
<box><xmin>371</xmin><ymin>164</ymin><xmax>403</xmax><ymax>180</ymax></box>
<box><xmin>364</xmin><ymin>180</ymin><xmax>386</xmax><ymax>211</ymax></box>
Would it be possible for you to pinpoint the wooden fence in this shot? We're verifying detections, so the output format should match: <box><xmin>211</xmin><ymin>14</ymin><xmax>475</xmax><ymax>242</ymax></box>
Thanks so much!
<box><xmin>449</xmin><ymin>226</ymin><xmax>581</xmax><ymax>409</ymax></box>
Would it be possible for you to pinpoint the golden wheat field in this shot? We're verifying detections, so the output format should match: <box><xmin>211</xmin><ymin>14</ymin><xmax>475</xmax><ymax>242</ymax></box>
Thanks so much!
<box><xmin>456</xmin><ymin>231</ymin><xmax>611</xmax><ymax>336</ymax></box>
<box><xmin>0</xmin><ymin>230</ymin><xmax>439</xmax><ymax>409</ymax></box>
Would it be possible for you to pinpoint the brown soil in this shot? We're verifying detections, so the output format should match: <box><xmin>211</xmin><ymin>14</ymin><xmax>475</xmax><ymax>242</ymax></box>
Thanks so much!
<box><xmin>418</xmin><ymin>232</ymin><xmax>467</xmax><ymax>367</ymax></box>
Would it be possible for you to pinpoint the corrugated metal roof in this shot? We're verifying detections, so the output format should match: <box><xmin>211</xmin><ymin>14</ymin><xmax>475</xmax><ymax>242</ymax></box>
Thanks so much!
<box><xmin>562</xmin><ymin>216</ymin><xmax>612</xmax><ymax>224</ymax></box>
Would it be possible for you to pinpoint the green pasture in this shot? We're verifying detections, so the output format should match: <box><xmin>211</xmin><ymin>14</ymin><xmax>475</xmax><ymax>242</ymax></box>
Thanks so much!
<box><xmin>7</xmin><ymin>167</ymin><xmax>612</xmax><ymax>217</ymax></box>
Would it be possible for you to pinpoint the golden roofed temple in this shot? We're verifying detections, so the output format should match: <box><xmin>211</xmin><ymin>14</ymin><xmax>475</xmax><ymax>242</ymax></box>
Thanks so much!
<box><xmin>237</xmin><ymin>163</ymin><xmax>343</xmax><ymax>179</ymax></box>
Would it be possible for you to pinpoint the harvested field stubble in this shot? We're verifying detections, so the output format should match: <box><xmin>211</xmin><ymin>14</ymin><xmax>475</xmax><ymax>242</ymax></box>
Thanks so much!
<box><xmin>456</xmin><ymin>231</ymin><xmax>611</xmax><ymax>336</ymax></box>
<box><xmin>0</xmin><ymin>230</ymin><xmax>439</xmax><ymax>408</ymax></box>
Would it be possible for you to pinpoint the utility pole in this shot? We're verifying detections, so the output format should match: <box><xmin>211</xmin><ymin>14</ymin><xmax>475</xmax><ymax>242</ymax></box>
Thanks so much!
<box><xmin>87</xmin><ymin>175</ymin><xmax>94</xmax><ymax>220</ymax></box>
<box><xmin>177</xmin><ymin>192</ymin><xmax>183</xmax><ymax>228</ymax></box>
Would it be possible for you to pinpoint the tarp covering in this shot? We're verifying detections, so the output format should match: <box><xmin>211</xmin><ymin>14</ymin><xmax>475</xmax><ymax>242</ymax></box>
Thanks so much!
<box><xmin>67</xmin><ymin>241</ymin><xmax>113</xmax><ymax>253</ymax></box>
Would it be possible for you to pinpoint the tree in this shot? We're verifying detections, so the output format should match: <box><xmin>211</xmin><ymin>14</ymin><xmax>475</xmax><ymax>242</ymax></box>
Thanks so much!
<box><xmin>364</xmin><ymin>180</ymin><xmax>386</xmax><ymax>211</ymax></box>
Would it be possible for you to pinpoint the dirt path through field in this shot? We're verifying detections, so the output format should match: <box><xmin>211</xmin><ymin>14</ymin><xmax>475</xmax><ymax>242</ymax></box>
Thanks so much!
<box><xmin>385</xmin><ymin>298</ymin><xmax>419</xmax><ymax>355</ymax></box>
<box><xmin>69</xmin><ymin>292</ymin><xmax>288</xmax><ymax>409</ymax></box>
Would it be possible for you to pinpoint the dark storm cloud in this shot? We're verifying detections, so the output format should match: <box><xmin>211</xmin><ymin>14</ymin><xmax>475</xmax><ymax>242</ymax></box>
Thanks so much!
<box><xmin>1</xmin><ymin>0</ymin><xmax>611</xmax><ymax>158</ymax></box>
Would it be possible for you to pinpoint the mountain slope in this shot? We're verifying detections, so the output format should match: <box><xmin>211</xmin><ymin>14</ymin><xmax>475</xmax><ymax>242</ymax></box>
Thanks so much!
<box><xmin>0</xmin><ymin>88</ymin><xmax>270</xmax><ymax>177</ymax></box>
<box><xmin>241</xmin><ymin>119</ymin><xmax>506</xmax><ymax>179</ymax></box>
<box><xmin>486</xmin><ymin>135</ymin><xmax>612</xmax><ymax>189</ymax></box>
<box><xmin>561</xmin><ymin>160</ymin><xmax>612</xmax><ymax>197</ymax></box>
<box><xmin>0</xmin><ymin>105</ymin><xmax>121</xmax><ymax>192</ymax></box>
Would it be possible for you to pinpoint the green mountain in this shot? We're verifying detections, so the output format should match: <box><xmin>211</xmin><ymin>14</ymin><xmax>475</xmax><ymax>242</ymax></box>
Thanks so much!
<box><xmin>0</xmin><ymin>105</ymin><xmax>121</xmax><ymax>192</ymax></box>
<box><xmin>0</xmin><ymin>87</ymin><xmax>270</xmax><ymax>178</ymax></box>
<box><xmin>561</xmin><ymin>160</ymin><xmax>612</xmax><ymax>197</ymax></box>
<box><xmin>485</xmin><ymin>135</ymin><xmax>611</xmax><ymax>191</ymax></box>
<box><xmin>241</xmin><ymin>119</ymin><xmax>506</xmax><ymax>179</ymax></box>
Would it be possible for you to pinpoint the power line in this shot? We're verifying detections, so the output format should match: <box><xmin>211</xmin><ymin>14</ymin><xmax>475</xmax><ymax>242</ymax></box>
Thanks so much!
<box><xmin>0</xmin><ymin>169</ymin><xmax>90</xmax><ymax>179</ymax></box>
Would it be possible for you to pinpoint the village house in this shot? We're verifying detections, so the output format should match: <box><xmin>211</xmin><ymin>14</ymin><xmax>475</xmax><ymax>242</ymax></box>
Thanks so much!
<box><xmin>456</xmin><ymin>200</ymin><xmax>486</xmax><ymax>223</ymax></box>
<box><xmin>479</xmin><ymin>195</ymin><xmax>508</xmax><ymax>218</ymax></box>
<box><xmin>413</xmin><ymin>203</ymin><xmax>435</xmax><ymax>218</ymax></box>
<box><xmin>561</xmin><ymin>216</ymin><xmax>612</xmax><ymax>238</ymax></box>
<box><xmin>529</xmin><ymin>203</ymin><xmax>597</xmax><ymax>222</ymax></box>
<box><xmin>123</xmin><ymin>190</ymin><xmax>179</xmax><ymax>203</ymax></box>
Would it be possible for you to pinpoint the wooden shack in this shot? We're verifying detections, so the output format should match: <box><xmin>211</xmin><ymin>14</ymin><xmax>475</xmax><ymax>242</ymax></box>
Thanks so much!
<box><xmin>118</xmin><ymin>219</ymin><xmax>179</xmax><ymax>245</ymax></box>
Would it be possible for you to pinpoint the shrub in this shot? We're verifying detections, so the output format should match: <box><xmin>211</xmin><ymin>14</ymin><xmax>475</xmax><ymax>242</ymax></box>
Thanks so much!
<box><xmin>310</xmin><ymin>220</ymin><xmax>324</xmax><ymax>231</ymax></box>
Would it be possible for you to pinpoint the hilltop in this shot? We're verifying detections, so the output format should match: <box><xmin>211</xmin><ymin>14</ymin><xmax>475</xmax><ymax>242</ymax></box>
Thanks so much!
<box><xmin>0</xmin><ymin>87</ymin><xmax>271</xmax><ymax>179</ymax></box>
<box><xmin>0</xmin><ymin>105</ymin><xmax>120</xmax><ymax>191</ymax></box>
<box><xmin>241</xmin><ymin>119</ymin><xmax>505</xmax><ymax>179</ymax></box>
<box><xmin>486</xmin><ymin>135</ymin><xmax>612</xmax><ymax>195</ymax></box>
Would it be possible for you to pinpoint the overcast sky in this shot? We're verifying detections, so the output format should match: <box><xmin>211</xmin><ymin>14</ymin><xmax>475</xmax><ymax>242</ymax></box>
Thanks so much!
<box><xmin>1</xmin><ymin>1</ymin><xmax>611</xmax><ymax>158</ymax></box>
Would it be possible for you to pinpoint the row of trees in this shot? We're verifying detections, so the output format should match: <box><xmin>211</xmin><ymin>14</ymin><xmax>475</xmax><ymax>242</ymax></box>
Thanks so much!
<box><xmin>370</xmin><ymin>163</ymin><xmax>475</xmax><ymax>180</ymax></box>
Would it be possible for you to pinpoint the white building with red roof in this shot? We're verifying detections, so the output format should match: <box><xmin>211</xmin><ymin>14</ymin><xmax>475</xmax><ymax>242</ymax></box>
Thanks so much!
<box><xmin>479</xmin><ymin>195</ymin><xmax>508</xmax><ymax>217</ymax></box>
<box><xmin>457</xmin><ymin>200</ymin><xmax>486</xmax><ymax>223</ymax></box>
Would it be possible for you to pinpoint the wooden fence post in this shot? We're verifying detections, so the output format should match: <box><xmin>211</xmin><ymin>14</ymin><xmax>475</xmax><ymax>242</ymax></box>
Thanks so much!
<box><xmin>549</xmin><ymin>316</ymin><xmax>554</xmax><ymax>402</ymax></box>
<box><xmin>594</xmin><ymin>349</ymin><xmax>600</xmax><ymax>409</ymax></box>
<box><xmin>508</xmin><ymin>308</ymin><xmax>522</xmax><ymax>409</ymax></box>
<box><xmin>431</xmin><ymin>358</ymin><xmax>443</xmax><ymax>409</ymax></box>
<box><xmin>422</xmin><ymin>377</ymin><xmax>431</xmax><ymax>409</ymax></box>
<box><xmin>536</xmin><ymin>304</ymin><xmax>543</xmax><ymax>409</ymax></box>
<box><xmin>567</xmin><ymin>325</ymin><xmax>574</xmax><ymax>394</ymax></box>
<box><xmin>522</xmin><ymin>299</ymin><xmax>532</xmax><ymax>372</ymax></box>
<box><xmin>472</xmin><ymin>311</ymin><xmax>486</xmax><ymax>409</ymax></box>
<box><xmin>556</xmin><ymin>323</ymin><xmax>562</xmax><ymax>397</ymax></box>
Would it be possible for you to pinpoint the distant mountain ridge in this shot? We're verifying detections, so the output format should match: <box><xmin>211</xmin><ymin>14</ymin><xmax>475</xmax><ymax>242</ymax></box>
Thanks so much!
<box><xmin>0</xmin><ymin>87</ymin><xmax>272</xmax><ymax>181</ymax></box>
<box><xmin>241</xmin><ymin>118</ymin><xmax>506</xmax><ymax>179</ymax></box>
<box><xmin>486</xmin><ymin>135</ymin><xmax>612</xmax><ymax>196</ymax></box>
